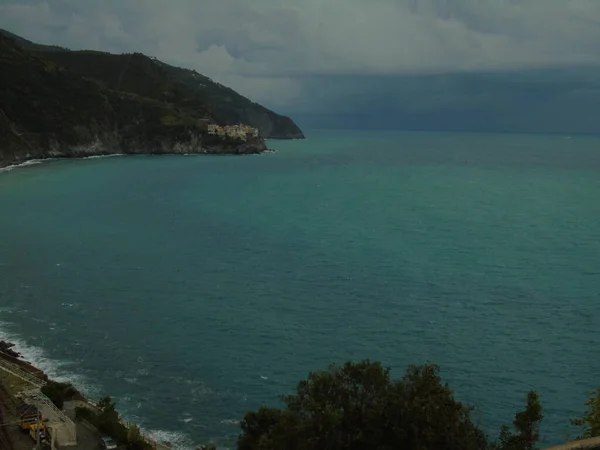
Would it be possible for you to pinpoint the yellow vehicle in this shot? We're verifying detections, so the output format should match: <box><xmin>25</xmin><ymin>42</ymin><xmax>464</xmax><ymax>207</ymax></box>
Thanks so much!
<box><xmin>17</xmin><ymin>403</ymin><xmax>39</xmax><ymax>432</ymax></box>
<box><xmin>28</xmin><ymin>422</ymin><xmax>50</xmax><ymax>446</ymax></box>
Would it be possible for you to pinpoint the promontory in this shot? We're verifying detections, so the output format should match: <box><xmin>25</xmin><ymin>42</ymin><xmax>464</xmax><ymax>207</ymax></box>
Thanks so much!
<box><xmin>0</xmin><ymin>29</ymin><xmax>304</xmax><ymax>168</ymax></box>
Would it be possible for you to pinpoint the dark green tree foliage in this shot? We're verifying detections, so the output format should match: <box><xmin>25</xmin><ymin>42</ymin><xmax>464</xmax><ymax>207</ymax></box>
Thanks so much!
<box><xmin>239</xmin><ymin>406</ymin><xmax>287</xmax><ymax>450</ymax></box>
<box><xmin>41</xmin><ymin>380</ymin><xmax>79</xmax><ymax>409</ymax></box>
<box><xmin>571</xmin><ymin>387</ymin><xmax>600</xmax><ymax>439</ymax></box>
<box><xmin>238</xmin><ymin>361</ymin><xmax>489</xmax><ymax>450</ymax></box>
<box><xmin>92</xmin><ymin>396</ymin><xmax>148</xmax><ymax>449</ymax></box>
<box><xmin>494</xmin><ymin>392</ymin><xmax>542</xmax><ymax>450</ymax></box>
<box><xmin>75</xmin><ymin>399</ymin><xmax>151</xmax><ymax>450</ymax></box>
<box><xmin>97</xmin><ymin>395</ymin><xmax>125</xmax><ymax>441</ymax></box>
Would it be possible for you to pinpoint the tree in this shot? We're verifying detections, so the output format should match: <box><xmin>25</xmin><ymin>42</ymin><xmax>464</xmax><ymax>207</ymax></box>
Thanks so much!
<box><xmin>96</xmin><ymin>395</ymin><xmax>128</xmax><ymax>443</ymax></box>
<box><xmin>571</xmin><ymin>387</ymin><xmax>600</xmax><ymax>439</ymax></box>
<box><xmin>97</xmin><ymin>395</ymin><xmax>118</xmax><ymax>422</ymax></box>
<box><xmin>41</xmin><ymin>380</ymin><xmax>79</xmax><ymax>409</ymax></box>
<box><xmin>127</xmin><ymin>423</ymin><xmax>145</xmax><ymax>449</ymax></box>
<box><xmin>494</xmin><ymin>392</ymin><xmax>543</xmax><ymax>450</ymax></box>
<box><xmin>238</xmin><ymin>361</ymin><xmax>489</xmax><ymax>450</ymax></box>
<box><xmin>238</xmin><ymin>406</ymin><xmax>286</xmax><ymax>450</ymax></box>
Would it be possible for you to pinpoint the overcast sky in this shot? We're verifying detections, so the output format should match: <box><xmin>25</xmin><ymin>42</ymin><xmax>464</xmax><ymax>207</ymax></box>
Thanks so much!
<box><xmin>2</xmin><ymin>0</ymin><xmax>600</xmax><ymax>117</ymax></box>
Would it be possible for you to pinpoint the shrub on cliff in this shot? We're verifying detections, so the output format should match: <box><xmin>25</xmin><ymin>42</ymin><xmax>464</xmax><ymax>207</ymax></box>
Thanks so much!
<box><xmin>571</xmin><ymin>387</ymin><xmax>600</xmax><ymax>439</ymax></box>
<box><xmin>41</xmin><ymin>380</ymin><xmax>80</xmax><ymax>409</ymax></box>
<box><xmin>493</xmin><ymin>392</ymin><xmax>543</xmax><ymax>450</ymax></box>
<box><xmin>96</xmin><ymin>396</ymin><xmax>127</xmax><ymax>442</ymax></box>
<box><xmin>238</xmin><ymin>361</ymin><xmax>542</xmax><ymax>450</ymax></box>
<box><xmin>93</xmin><ymin>396</ymin><xmax>154</xmax><ymax>450</ymax></box>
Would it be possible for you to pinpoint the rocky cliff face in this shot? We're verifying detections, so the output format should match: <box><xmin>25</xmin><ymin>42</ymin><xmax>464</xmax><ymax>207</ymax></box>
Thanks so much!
<box><xmin>0</xmin><ymin>121</ymin><xmax>267</xmax><ymax>168</ymax></box>
<box><xmin>0</xmin><ymin>33</ymin><xmax>274</xmax><ymax>168</ymax></box>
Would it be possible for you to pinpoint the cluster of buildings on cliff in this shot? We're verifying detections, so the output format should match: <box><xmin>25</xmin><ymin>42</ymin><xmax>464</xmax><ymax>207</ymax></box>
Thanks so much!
<box><xmin>206</xmin><ymin>123</ymin><xmax>259</xmax><ymax>141</ymax></box>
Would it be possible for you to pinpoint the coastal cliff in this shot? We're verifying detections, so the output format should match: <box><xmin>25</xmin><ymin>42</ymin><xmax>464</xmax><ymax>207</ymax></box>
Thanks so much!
<box><xmin>0</xmin><ymin>30</ymin><xmax>300</xmax><ymax>168</ymax></box>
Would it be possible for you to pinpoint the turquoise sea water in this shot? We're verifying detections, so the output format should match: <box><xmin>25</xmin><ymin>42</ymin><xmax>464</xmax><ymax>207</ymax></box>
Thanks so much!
<box><xmin>1</xmin><ymin>130</ymin><xmax>600</xmax><ymax>448</ymax></box>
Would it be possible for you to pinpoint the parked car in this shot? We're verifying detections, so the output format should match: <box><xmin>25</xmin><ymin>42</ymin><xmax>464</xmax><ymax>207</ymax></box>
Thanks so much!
<box><xmin>99</xmin><ymin>436</ymin><xmax>118</xmax><ymax>450</ymax></box>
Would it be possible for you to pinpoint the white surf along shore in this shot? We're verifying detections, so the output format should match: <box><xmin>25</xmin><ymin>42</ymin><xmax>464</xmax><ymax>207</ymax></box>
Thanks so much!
<box><xmin>0</xmin><ymin>316</ymin><xmax>193</xmax><ymax>449</ymax></box>
<box><xmin>0</xmin><ymin>154</ymin><xmax>128</xmax><ymax>173</ymax></box>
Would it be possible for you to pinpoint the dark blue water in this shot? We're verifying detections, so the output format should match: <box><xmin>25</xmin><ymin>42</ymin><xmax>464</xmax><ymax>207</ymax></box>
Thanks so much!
<box><xmin>1</xmin><ymin>131</ymin><xmax>599</xmax><ymax>448</ymax></box>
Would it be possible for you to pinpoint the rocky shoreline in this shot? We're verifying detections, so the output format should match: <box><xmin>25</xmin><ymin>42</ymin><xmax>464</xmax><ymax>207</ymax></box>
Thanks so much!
<box><xmin>0</xmin><ymin>135</ymin><xmax>273</xmax><ymax>170</ymax></box>
<box><xmin>0</xmin><ymin>341</ymin><xmax>21</xmax><ymax>359</ymax></box>
<box><xmin>0</xmin><ymin>341</ymin><xmax>194</xmax><ymax>450</ymax></box>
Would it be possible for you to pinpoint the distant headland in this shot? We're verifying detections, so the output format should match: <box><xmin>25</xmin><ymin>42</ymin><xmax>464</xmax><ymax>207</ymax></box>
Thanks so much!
<box><xmin>0</xmin><ymin>29</ymin><xmax>304</xmax><ymax>168</ymax></box>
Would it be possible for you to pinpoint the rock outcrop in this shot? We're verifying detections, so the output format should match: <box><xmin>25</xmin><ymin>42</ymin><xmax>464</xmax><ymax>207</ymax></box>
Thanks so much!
<box><xmin>0</xmin><ymin>341</ymin><xmax>21</xmax><ymax>359</ymax></box>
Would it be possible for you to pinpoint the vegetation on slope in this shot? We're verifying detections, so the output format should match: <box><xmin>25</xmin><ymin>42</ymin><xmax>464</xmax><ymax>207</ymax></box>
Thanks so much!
<box><xmin>571</xmin><ymin>388</ymin><xmax>600</xmax><ymax>439</ymax></box>
<box><xmin>0</xmin><ymin>33</ymin><xmax>268</xmax><ymax>165</ymax></box>
<box><xmin>0</xmin><ymin>28</ymin><xmax>306</xmax><ymax>165</ymax></box>
<box><xmin>160</xmin><ymin>61</ymin><xmax>304</xmax><ymax>138</ymax></box>
<box><xmin>75</xmin><ymin>396</ymin><xmax>218</xmax><ymax>450</ymax></box>
<box><xmin>76</xmin><ymin>396</ymin><xmax>153</xmax><ymax>450</ymax></box>
<box><xmin>30</xmin><ymin>358</ymin><xmax>600</xmax><ymax>449</ymax></box>
<box><xmin>41</xmin><ymin>380</ymin><xmax>81</xmax><ymax>409</ymax></box>
<box><xmin>238</xmin><ymin>361</ymin><xmax>543</xmax><ymax>450</ymax></box>
<box><xmin>33</xmin><ymin>48</ymin><xmax>304</xmax><ymax>139</ymax></box>
<box><xmin>0</xmin><ymin>28</ymin><xmax>303</xmax><ymax>141</ymax></box>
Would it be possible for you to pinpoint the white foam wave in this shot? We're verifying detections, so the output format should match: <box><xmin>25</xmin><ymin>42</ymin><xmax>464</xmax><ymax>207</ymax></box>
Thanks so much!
<box><xmin>168</xmin><ymin>376</ymin><xmax>217</xmax><ymax>402</ymax></box>
<box><xmin>0</xmin><ymin>153</ymin><xmax>125</xmax><ymax>173</ymax></box>
<box><xmin>141</xmin><ymin>427</ymin><xmax>193</xmax><ymax>450</ymax></box>
<box><xmin>0</xmin><ymin>318</ymin><xmax>198</xmax><ymax>449</ymax></box>
<box><xmin>0</xmin><ymin>306</ymin><xmax>27</xmax><ymax>315</ymax></box>
<box><xmin>82</xmin><ymin>154</ymin><xmax>125</xmax><ymax>160</ymax></box>
<box><xmin>219</xmin><ymin>419</ymin><xmax>239</xmax><ymax>426</ymax></box>
<box><xmin>0</xmin><ymin>320</ymin><xmax>99</xmax><ymax>396</ymax></box>
<box><xmin>0</xmin><ymin>159</ymin><xmax>48</xmax><ymax>172</ymax></box>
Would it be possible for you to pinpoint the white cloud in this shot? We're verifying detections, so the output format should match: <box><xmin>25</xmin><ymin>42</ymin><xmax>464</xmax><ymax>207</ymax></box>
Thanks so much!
<box><xmin>1</xmin><ymin>0</ymin><xmax>600</xmax><ymax>109</ymax></box>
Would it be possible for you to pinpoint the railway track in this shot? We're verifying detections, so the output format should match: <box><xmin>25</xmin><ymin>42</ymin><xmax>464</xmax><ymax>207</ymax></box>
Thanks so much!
<box><xmin>0</xmin><ymin>383</ymin><xmax>13</xmax><ymax>450</ymax></box>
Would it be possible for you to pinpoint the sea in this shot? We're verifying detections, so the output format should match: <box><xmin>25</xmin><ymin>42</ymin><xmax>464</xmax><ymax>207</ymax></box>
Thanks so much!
<box><xmin>0</xmin><ymin>130</ymin><xmax>599</xmax><ymax>449</ymax></box>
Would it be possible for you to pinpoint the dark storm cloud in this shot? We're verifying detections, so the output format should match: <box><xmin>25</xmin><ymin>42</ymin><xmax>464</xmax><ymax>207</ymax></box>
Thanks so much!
<box><xmin>2</xmin><ymin>0</ymin><xmax>600</xmax><ymax>122</ymax></box>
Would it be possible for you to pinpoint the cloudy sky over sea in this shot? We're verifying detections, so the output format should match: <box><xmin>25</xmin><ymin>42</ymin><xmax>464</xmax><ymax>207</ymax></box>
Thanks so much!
<box><xmin>2</xmin><ymin>0</ymin><xmax>600</xmax><ymax>130</ymax></box>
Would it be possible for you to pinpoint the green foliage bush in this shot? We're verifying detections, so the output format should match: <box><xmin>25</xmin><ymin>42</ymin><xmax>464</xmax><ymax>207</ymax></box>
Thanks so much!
<box><xmin>238</xmin><ymin>361</ymin><xmax>542</xmax><ymax>450</ymax></box>
<box><xmin>493</xmin><ymin>392</ymin><xmax>543</xmax><ymax>450</ymax></box>
<box><xmin>66</xmin><ymin>359</ymin><xmax>600</xmax><ymax>450</ymax></box>
<box><xmin>41</xmin><ymin>380</ymin><xmax>80</xmax><ymax>409</ymax></box>
<box><xmin>571</xmin><ymin>387</ymin><xmax>600</xmax><ymax>439</ymax></box>
<box><xmin>75</xmin><ymin>396</ymin><xmax>152</xmax><ymax>450</ymax></box>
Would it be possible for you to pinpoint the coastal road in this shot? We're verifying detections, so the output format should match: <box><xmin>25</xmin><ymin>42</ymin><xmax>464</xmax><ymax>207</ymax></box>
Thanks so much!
<box><xmin>73</xmin><ymin>422</ymin><xmax>127</xmax><ymax>450</ymax></box>
<box><xmin>72</xmin><ymin>420</ymin><xmax>100</xmax><ymax>450</ymax></box>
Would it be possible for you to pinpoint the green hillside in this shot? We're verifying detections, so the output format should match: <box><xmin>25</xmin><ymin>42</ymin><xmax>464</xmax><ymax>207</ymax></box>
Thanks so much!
<box><xmin>0</xmin><ymin>32</ymin><xmax>276</xmax><ymax>166</ymax></box>
<box><xmin>0</xmin><ymin>28</ymin><xmax>303</xmax><ymax>140</ymax></box>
